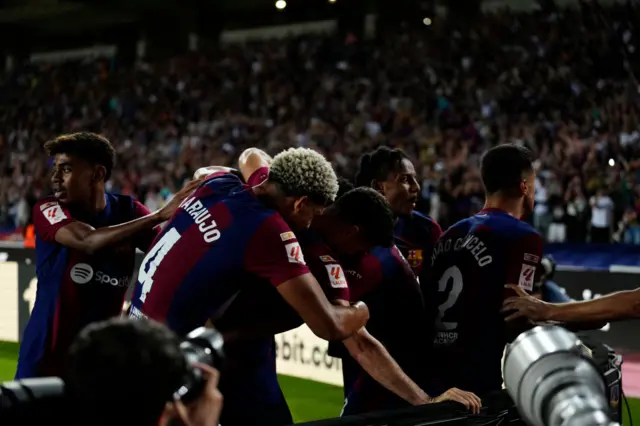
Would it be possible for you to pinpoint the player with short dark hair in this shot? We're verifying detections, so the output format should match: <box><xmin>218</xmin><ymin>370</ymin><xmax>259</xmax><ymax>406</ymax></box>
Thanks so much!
<box><xmin>129</xmin><ymin>147</ymin><xmax>369</xmax><ymax>341</ymax></box>
<box><xmin>426</xmin><ymin>143</ymin><xmax>543</xmax><ymax>396</ymax></box>
<box><xmin>355</xmin><ymin>146</ymin><xmax>442</xmax><ymax>287</ymax></box>
<box><xmin>65</xmin><ymin>318</ymin><xmax>222</xmax><ymax>426</ymax></box>
<box><xmin>16</xmin><ymin>132</ymin><xmax>197</xmax><ymax>379</ymax></box>
<box><xmin>214</xmin><ymin>157</ymin><xmax>480</xmax><ymax>422</ymax></box>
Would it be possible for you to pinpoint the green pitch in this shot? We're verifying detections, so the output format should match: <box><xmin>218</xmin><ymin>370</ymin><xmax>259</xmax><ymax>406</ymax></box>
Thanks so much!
<box><xmin>0</xmin><ymin>341</ymin><xmax>639</xmax><ymax>424</ymax></box>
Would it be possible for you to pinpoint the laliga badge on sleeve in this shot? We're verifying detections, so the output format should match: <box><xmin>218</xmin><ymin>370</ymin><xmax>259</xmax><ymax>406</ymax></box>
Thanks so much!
<box><xmin>285</xmin><ymin>242</ymin><xmax>306</xmax><ymax>265</ymax></box>
<box><xmin>518</xmin><ymin>264</ymin><xmax>536</xmax><ymax>292</ymax></box>
<box><xmin>42</xmin><ymin>204</ymin><xmax>68</xmax><ymax>225</ymax></box>
<box><xmin>325</xmin><ymin>264</ymin><xmax>347</xmax><ymax>288</ymax></box>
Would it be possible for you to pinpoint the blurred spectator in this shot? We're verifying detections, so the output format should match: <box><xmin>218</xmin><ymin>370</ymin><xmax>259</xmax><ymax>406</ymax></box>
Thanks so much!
<box><xmin>1</xmin><ymin>3</ymin><xmax>640</xmax><ymax>245</ymax></box>
<box><xmin>590</xmin><ymin>189</ymin><xmax>615</xmax><ymax>243</ymax></box>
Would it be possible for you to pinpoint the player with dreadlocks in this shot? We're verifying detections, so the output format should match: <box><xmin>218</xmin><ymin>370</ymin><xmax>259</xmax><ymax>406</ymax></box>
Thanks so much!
<box><xmin>355</xmin><ymin>147</ymin><xmax>443</xmax><ymax>284</ymax></box>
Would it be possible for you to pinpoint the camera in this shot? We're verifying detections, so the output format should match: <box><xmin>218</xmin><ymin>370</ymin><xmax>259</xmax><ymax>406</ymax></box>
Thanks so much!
<box><xmin>0</xmin><ymin>326</ymin><xmax>225</xmax><ymax>421</ymax></box>
<box><xmin>173</xmin><ymin>326</ymin><xmax>225</xmax><ymax>403</ymax></box>
<box><xmin>503</xmin><ymin>325</ymin><xmax>619</xmax><ymax>426</ymax></box>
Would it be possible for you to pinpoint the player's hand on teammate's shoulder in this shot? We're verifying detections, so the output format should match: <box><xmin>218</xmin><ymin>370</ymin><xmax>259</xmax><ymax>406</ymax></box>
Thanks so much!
<box><xmin>502</xmin><ymin>284</ymin><xmax>553</xmax><ymax>322</ymax></box>
<box><xmin>429</xmin><ymin>387</ymin><xmax>482</xmax><ymax>414</ymax></box>
<box><xmin>157</xmin><ymin>178</ymin><xmax>204</xmax><ymax>221</ymax></box>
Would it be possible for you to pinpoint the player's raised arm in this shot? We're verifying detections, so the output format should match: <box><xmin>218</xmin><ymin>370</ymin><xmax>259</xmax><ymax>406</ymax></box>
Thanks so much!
<box><xmin>238</xmin><ymin>148</ymin><xmax>272</xmax><ymax>181</ymax></box>
<box><xmin>41</xmin><ymin>179</ymin><xmax>201</xmax><ymax>255</ymax></box>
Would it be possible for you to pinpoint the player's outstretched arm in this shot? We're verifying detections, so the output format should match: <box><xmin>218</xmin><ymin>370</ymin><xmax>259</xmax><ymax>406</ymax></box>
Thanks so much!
<box><xmin>51</xmin><ymin>179</ymin><xmax>201</xmax><ymax>255</ymax></box>
<box><xmin>277</xmin><ymin>274</ymin><xmax>369</xmax><ymax>341</ymax></box>
<box><xmin>503</xmin><ymin>284</ymin><xmax>640</xmax><ymax>324</ymax></box>
<box><xmin>341</xmin><ymin>325</ymin><xmax>431</xmax><ymax>406</ymax></box>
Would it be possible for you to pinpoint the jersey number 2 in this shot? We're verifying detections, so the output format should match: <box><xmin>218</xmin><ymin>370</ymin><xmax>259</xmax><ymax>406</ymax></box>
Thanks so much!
<box><xmin>138</xmin><ymin>227</ymin><xmax>181</xmax><ymax>303</ymax></box>
<box><xmin>436</xmin><ymin>265</ymin><xmax>463</xmax><ymax>330</ymax></box>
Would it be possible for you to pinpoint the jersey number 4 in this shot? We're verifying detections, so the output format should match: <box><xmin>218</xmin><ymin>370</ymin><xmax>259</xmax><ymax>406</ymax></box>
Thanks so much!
<box><xmin>138</xmin><ymin>227</ymin><xmax>181</xmax><ymax>303</ymax></box>
<box><xmin>435</xmin><ymin>265</ymin><xmax>463</xmax><ymax>331</ymax></box>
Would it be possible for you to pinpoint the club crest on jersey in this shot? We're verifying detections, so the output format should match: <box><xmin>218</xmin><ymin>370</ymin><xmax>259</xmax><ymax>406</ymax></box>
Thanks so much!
<box><xmin>285</xmin><ymin>242</ymin><xmax>305</xmax><ymax>265</ymax></box>
<box><xmin>325</xmin><ymin>264</ymin><xmax>347</xmax><ymax>288</ymax></box>
<box><xmin>406</xmin><ymin>249</ymin><xmax>424</xmax><ymax>269</ymax></box>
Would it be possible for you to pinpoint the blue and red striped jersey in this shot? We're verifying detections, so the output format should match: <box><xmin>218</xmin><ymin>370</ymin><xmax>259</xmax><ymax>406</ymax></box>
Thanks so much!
<box><xmin>332</xmin><ymin>246</ymin><xmax>427</xmax><ymax>414</ymax></box>
<box><xmin>394</xmin><ymin>210</ymin><xmax>442</xmax><ymax>284</ymax></box>
<box><xmin>129</xmin><ymin>172</ymin><xmax>310</xmax><ymax>336</ymax></box>
<box><xmin>426</xmin><ymin>208</ymin><xmax>544</xmax><ymax>395</ymax></box>
<box><xmin>16</xmin><ymin>194</ymin><xmax>156</xmax><ymax>379</ymax></box>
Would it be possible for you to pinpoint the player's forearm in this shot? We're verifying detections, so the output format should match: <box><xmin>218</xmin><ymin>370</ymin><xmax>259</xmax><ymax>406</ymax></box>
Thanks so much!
<box><xmin>307</xmin><ymin>303</ymin><xmax>368</xmax><ymax>341</ymax></box>
<box><xmin>60</xmin><ymin>212</ymin><xmax>164</xmax><ymax>254</ymax></box>
<box><xmin>344</xmin><ymin>330</ymin><xmax>429</xmax><ymax>406</ymax></box>
<box><xmin>326</xmin><ymin>302</ymin><xmax>369</xmax><ymax>341</ymax></box>
<box><xmin>546</xmin><ymin>289</ymin><xmax>640</xmax><ymax>323</ymax></box>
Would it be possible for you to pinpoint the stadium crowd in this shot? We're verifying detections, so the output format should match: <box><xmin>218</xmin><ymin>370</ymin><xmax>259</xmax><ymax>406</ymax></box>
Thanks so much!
<box><xmin>2</xmin><ymin>2</ymin><xmax>640</xmax><ymax>243</ymax></box>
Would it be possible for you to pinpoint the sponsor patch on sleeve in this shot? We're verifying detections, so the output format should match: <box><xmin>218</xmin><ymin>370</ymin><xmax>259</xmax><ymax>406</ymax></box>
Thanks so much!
<box><xmin>523</xmin><ymin>253</ymin><xmax>540</xmax><ymax>263</ymax></box>
<box><xmin>280</xmin><ymin>231</ymin><xmax>296</xmax><ymax>242</ymax></box>
<box><xmin>325</xmin><ymin>264</ymin><xmax>348</xmax><ymax>288</ymax></box>
<box><xmin>518</xmin><ymin>264</ymin><xmax>536</xmax><ymax>292</ymax></box>
<box><xmin>42</xmin><ymin>204</ymin><xmax>68</xmax><ymax>225</ymax></box>
<box><xmin>319</xmin><ymin>255</ymin><xmax>336</xmax><ymax>263</ymax></box>
<box><xmin>285</xmin><ymin>242</ymin><xmax>305</xmax><ymax>265</ymax></box>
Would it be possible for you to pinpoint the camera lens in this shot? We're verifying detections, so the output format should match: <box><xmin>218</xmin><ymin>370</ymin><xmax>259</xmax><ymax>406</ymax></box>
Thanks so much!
<box><xmin>174</xmin><ymin>327</ymin><xmax>225</xmax><ymax>403</ymax></box>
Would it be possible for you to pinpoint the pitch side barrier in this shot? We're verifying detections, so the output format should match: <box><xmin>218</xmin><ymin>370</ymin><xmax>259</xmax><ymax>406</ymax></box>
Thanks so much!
<box><xmin>298</xmin><ymin>391</ymin><xmax>524</xmax><ymax>426</ymax></box>
<box><xmin>297</xmin><ymin>337</ymin><xmax>622</xmax><ymax>426</ymax></box>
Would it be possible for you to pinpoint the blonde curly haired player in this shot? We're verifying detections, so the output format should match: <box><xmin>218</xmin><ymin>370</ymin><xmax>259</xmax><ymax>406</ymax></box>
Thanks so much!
<box><xmin>195</xmin><ymin>147</ymin><xmax>338</xmax><ymax>230</ymax></box>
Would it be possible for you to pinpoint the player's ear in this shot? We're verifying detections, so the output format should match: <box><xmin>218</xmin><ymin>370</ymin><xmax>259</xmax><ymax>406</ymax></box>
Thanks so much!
<box><xmin>519</xmin><ymin>180</ymin><xmax>527</xmax><ymax>196</ymax></box>
<box><xmin>292</xmin><ymin>195</ymin><xmax>308</xmax><ymax>213</ymax></box>
<box><xmin>93</xmin><ymin>165</ymin><xmax>107</xmax><ymax>182</ymax></box>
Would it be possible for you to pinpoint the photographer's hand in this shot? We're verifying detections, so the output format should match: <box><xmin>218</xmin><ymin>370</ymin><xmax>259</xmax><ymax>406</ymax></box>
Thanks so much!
<box><xmin>174</xmin><ymin>363</ymin><xmax>223</xmax><ymax>426</ymax></box>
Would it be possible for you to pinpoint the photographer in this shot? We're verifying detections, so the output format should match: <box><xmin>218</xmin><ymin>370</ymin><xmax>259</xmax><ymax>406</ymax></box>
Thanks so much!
<box><xmin>65</xmin><ymin>318</ymin><xmax>223</xmax><ymax>426</ymax></box>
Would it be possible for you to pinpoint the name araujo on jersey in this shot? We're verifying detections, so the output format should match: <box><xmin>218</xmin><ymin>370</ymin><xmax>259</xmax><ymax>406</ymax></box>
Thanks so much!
<box><xmin>180</xmin><ymin>196</ymin><xmax>221</xmax><ymax>243</ymax></box>
<box><xmin>432</xmin><ymin>234</ymin><xmax>493</xmax><ymax>267</ymax></box>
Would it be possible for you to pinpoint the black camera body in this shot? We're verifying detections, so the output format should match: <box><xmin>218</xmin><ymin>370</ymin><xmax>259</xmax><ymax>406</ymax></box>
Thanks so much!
<box><xmin>173</xmin><ymin>326</ymin><xmax>225</xmax><ymax>403</ymax></box>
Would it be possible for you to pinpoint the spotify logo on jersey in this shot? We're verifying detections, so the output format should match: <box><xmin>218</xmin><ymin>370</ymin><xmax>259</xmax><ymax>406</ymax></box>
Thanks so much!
<box><xmin>70</xmin><ymin>263</ymin><xmax>94</xmax><ymax>284</ymax></box>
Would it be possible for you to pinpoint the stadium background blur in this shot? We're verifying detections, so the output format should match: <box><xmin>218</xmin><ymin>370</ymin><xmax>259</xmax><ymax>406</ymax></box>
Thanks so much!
<box><xmin>1</xmin><ymin>0</ymin><xmax>640</xmax><ymax>423</ymax></box>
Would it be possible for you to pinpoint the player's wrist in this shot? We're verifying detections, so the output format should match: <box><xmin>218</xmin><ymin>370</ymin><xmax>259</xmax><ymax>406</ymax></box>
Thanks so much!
<box><xmin>412</xmin><ymin>390</ymin><xmax>431</xmax><ymax>405</ymax></box>
<box><xmin>545</xmin><ymin>302</ymin><xmax>563</xmax><ymax>322</ymax></box>
<box><xmin>150</xmin><ymin>210</ymin><xmax>166</xmax><ymax>224</ymax></box>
